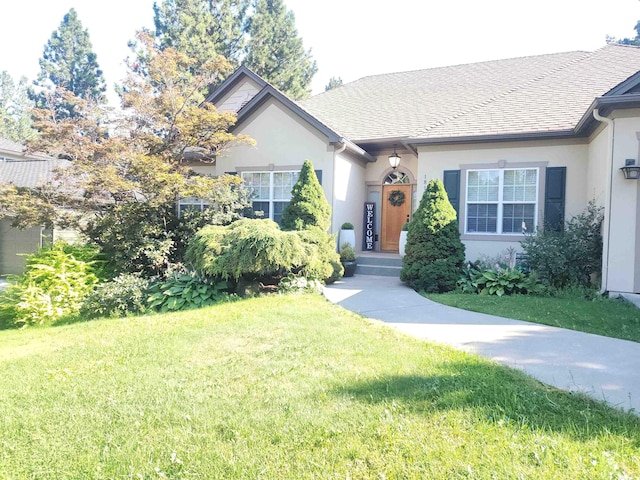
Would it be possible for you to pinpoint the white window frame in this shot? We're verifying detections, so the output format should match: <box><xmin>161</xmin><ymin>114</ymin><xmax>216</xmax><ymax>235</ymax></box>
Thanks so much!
<box><xmin>240</xmin><ymin>170</ymin><xmax>299</xmax><ymax>222</ymax></box>
<box><xmin>464</xmin><ymin>167</ymin><xmax>539</xmax><ymax>235</ymax></box>
<box><xmin>177</xmin><ymin>197</ymin><xmax>210</xmax><ymax>217</ymax></box>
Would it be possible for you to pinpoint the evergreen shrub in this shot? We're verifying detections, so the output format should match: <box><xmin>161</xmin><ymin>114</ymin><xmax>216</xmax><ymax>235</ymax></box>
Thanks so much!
<box><xmin>401</xmin><ymin>179</ymin><xmax>465</xmax><ymax>293</ymax></box>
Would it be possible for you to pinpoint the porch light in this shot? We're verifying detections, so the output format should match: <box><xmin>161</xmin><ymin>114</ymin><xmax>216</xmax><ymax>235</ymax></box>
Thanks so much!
<box><xmin>620</xmin><ymin>159</ymin><xmax>640</xmax><ymax>180</ymax></box>
<box><xmin>388</xmin><ymin>145</ymin><xmax>401</xmax><ymax>170</ymax></box>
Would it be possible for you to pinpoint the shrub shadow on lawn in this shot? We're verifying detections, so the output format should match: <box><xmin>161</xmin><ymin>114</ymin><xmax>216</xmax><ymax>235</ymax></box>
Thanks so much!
<box><xmin>332</xmin><ymin>360</ymin><xmax>640</xmax><ymax>442</ymax></box>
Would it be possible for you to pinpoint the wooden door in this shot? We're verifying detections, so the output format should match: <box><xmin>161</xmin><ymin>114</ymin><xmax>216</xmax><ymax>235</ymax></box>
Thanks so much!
<box><xmin>381</xmin><ymin>184</ymin><xmax>411</xmax><ymax>251</ymax></box>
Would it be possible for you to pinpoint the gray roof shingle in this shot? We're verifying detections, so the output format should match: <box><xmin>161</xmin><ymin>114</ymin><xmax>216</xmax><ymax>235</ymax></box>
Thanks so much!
<box><xmin>299</xmin><ymin>45</ymin><xmax>640</xmax><ymax>142</ymax></box>
<box><xmin>0</xmin><ymin>138</ymin><xmax>68</xmax><ymax>188</ymax></box>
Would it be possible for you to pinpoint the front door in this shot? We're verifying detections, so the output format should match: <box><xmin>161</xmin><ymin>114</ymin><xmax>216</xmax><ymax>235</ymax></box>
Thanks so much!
<box><xmin>381</xmin><ymin>184</ymin><xmax>411</xmax><ymax>251</ymax></box>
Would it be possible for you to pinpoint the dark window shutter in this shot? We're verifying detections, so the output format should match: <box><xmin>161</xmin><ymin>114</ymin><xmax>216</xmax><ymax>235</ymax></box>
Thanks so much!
<box><xmin>314</xmin><ymin>169</ymin><xmax>322</xmax><ymax>185</ymax></box>
<box><xmin>443</xmin><ymin>170</ymin><xmax>461</xmax><ymax>219</ymax></box>
<box><xmin>544</xmin><ymin>167</ymin><xmax>566</xmax><ymax>232</ymax></box>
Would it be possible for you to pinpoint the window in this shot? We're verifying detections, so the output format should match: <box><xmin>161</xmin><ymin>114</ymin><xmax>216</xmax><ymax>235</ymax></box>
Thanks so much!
<box><xmin>241</xmin><ymin>170</ymin><xmax>299</xmax><ymax>224</ymax></box>
<box><xmin>177</xmin><ymin>197</ymin><xmax>210</xmax><ymax>216</ymax></box>
<box><xmin>465</xmin><ymin>168</ymin><xmax>538</xmax><ymax>234</ymax></box>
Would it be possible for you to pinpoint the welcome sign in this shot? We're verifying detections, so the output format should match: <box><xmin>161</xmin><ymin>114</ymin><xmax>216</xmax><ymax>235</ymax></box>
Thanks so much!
<box><xmin>363</xmin><ymin>202</ymin><xmax>375</xmax><ymax>250</ymax></box>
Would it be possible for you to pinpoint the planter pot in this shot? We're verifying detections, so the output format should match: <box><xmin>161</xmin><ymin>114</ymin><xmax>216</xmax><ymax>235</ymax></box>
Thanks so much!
<box><xmin>342</xmin><ymin>260</ymin><xmax>357</xmax><ymax>277</ymax></box>
<box><xmin>399</xmin><ymin>230</ymin><xmax>408</xmax><ymax>256</ymax></box>
<box><xmin>340</xmin><ymin>229</ymin><xmax>356</xmax><ymax>250</ymax></box>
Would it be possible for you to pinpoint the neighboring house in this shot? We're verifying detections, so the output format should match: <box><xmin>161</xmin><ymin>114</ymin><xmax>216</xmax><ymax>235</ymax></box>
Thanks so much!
<box><xmin>0</xmin><ymin>137</ymin><xmax>69</xmax><ymax>275</ymax></box>
<box><xmin>195</xmin><ymin>43</ymin><xmax>640</xmax><ymax>295</ymax></box>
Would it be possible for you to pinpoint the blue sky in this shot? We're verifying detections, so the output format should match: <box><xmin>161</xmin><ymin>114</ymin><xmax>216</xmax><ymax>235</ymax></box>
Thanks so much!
<box><xmin>1</xmin><ymin>0</ymin><xmax>639</xmax><ymax>105</ymax></box>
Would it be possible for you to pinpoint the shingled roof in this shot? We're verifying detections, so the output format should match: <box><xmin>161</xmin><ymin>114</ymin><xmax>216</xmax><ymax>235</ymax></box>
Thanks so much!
<box><xmin>0</xmin><ymin>138</ymin><xmax>68</xmax><ymax>188</ymax></box>
<box><xmin>299</xmin><ymin>45</ymin><xmax>640</xmax><ymax>144</ymax></box>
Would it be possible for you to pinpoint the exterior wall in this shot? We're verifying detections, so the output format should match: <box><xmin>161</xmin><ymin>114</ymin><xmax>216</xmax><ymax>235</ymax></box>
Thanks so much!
<box><xmin>333</xmin><ymin>151</ymin><xmax>367</xmax><ymax>250</ymax></box>
<box><xmin>193</xmin><ymin>97</ymin><xmax>337</xmax><ymax>224</ymax></box>
<box><xmin>0</xmin><ymin>219</ymin><xmax>46</xmax><ymax>275</ymax></box>
<box><xmin>417</xmin><ymin>140</ymin><xmax>589</xmax><ymax>261</ymax></box>
<box><xmin>600</xmin><ymin>110</ymin><xmax>640</xmax><ymax>293</ymax></box>
<box><xmin>216</xmin><ymin>77</ymin><xmax>262</xmax><ymax>113</ymax></box>
<box><xmin>586</xmin><ymin>125</ymin><xmax>609</xmax><ymax>207</ymax></box>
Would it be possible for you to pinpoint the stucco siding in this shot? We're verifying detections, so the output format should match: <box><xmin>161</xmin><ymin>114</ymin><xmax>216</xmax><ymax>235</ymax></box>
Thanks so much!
<box><xmin>417</xmin><ymin>140</ymin><xmax>589</xmax><ymax>261</ymax></box>
<box><xmin>216</xmin><ymin>77</ymin><xmax>262</xmax><ymax>113</ymax></box>
<box><xmin>0</xmin><ymin>219</ymin><xmax>45</xmax><ymax>275</ymax></box>
<box><xmin>602</xmin><ymin>112</ymin><xmax>640</xmax><ymax>293</ymax></box>
<box><xmin>333</xmin><ymin>152</ymin><xmax>367</xmax><ymax>249</ymax></box>
<box><xmin>201</xmin><ymin>97</ymin><xmax>336</xmax><ymax>224</ymax></box>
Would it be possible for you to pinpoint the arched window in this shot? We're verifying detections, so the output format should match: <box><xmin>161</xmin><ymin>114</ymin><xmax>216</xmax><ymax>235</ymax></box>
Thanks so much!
<box><xmin>384</xmin><ymin>171</ymin><xmax>410</xmax><ymax>185</ymax></box>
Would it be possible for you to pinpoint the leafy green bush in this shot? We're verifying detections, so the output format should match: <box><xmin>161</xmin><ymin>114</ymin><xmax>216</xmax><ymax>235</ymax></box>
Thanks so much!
<box><xmin>298</xmin><ymin>228</ymin><xmax>343</xmax><ymax>283</ymax></box>
<box><xmin>339</xmin><ymin>243</ymin><xmax>356</xmax><ymax>262</ymax></box>
<box><xmin>458</xmin><ymin>265</ymin><xmax>542</xmax><ymax>296</ymax></box>
<box><xmin>401</xmin><ymin>179</ymin><xmax>465</xmax><ymax>293</ymax></box>
<box><xmin>81</xmin><ymin>273</ymin><xmax>152</xmax><ymax>318</ymax></box>
<box><xmin>341</xmin><ymin>222</ymin><xmax>354</xmax><ymax>230</ymax></box>
<box><xmin>522</xmin><ymin>201</ymin><xmax>603</xmax><ymax>289</ymax></box>
<box><xmin>0</xmin><ymin>242</ymin><xmax>100</xmax><ymax>327</ymax></box>
<box><xmin>147</xmin><ymin>272</ymin><xmax>233</xmax><ymax>312</ymax></box>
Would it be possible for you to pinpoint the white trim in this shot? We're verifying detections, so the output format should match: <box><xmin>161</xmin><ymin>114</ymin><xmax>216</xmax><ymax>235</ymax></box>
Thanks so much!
<box><xmin>464</xmin><ymin>167</ymin><xmax>539</xmax><ymax>235</ymax></box>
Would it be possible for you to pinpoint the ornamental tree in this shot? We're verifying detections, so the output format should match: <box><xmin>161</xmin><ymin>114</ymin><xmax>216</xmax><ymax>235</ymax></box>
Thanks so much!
<box><xmin>401</xmin><ymin>179</ymin><xmax>465</xmax><ymax>293</ymax></box>
<box><xmin>1</xmin><ymin>32</ymin><xmax>253</xmax><ymax>276</ymax></box>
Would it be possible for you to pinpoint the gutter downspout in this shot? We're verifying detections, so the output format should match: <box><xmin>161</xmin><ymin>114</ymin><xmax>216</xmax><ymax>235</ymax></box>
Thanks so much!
<box><xmin>331</xmin><ymin>141</ymin><xmax>348</xmax><ymax>235</ymax></box>
<box><xmin>592</xmin><ymin>108</ymin><xmax>614</xmax><ymax>294</ymax></box>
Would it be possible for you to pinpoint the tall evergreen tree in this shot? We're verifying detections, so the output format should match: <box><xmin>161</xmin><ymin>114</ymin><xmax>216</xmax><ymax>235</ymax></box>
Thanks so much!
<box><xmin>0</xmin><ymin>71</ymin><xmax>36</xmax><ymax>143</ymax></box>
<box><xmin>325</xmin><ymin>77</ymin><xmax>343</xmax><ymax>91</ymax></box>
<box><xmin>152</xmin><ymin>0</ymin><xmax>249</xmax><ymax>74</ymax></box>
<box><xmin>617</xmin><ymin>21</ymin><xmax>640</xmax><ymax>46</ymax></box>
<box><xmin>31</xmin><ymin>8</ymin><xmax>106</xmax><ymax>117</ymax></box>
<box><xmin>244</xmin><ymin>0</ymin><xmax>317</xmax><ymax>99</ymax></box>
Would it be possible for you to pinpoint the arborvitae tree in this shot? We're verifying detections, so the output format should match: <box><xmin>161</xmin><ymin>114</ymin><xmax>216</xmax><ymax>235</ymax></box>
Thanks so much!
<box><xmin>243</xmin><ymin>0</ymin><xmax>317</xmax><ymax>99</ymax></box>
<box><xmin>152</xmin><ymin>0</ymin><xmax>249</xmax><ymax>75</ymax></box>
<box><xmin>31</xmin><ymin>8</ymin><xmax>106</xmax><ymax>118</ymax></box>
<box><xmin>281</xmin><ymin>160</ymin><xmax>330</xmax><ymax>231</ymax></box>
<box><xmin>400</xmin><ymin>179</ymin><xmax>465</xmax><ymax>293</ymax></box>
<box><xmin>0</xmin><ymin>71</ymin><xmax>36</xmax><ymax>143</ymax></box>
<box><xmin>324</xmin><ymin>77</ymin><xmax>343</xmax><ymax>91</ymax></box>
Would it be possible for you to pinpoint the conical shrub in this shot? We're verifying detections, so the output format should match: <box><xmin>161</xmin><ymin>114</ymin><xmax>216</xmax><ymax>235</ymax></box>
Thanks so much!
<box><xmin>400</xmin><ymin>179</ymin><xmax>465</xmax><ymax>292</ymax></box>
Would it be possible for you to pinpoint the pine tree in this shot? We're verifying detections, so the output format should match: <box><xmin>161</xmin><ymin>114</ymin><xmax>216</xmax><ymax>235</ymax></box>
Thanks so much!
<box><xmin>400</xmin><ymin>179</ymin><xmax>466</xmax><ymax>293</ymax></box>
<box><xmin>325</xmin><ymin>77</ymin><xmax>343</xmax><ymax>91</ymax></box>
<box><xmin>281</xmin><ymin>159</ymin><xmax>330</xmax><ymax>231</ymax></box>
<box><xmin>152</xmin><ymin>0</ymin><xmax>249</xmax><ymax>74</ymax></box>
<box><xmin>0</xmin><ymin>71</ymin><xmax>36</xmax><ymax>143</ymax></box>
<box><xmin>31</xmin><ymin>8</ymin><xmax>106</xmax><ymax>117</ymax></box>
<box><xmin>243</xmin><ymin>0</ymin><xmax>317</xmax><ymax>99</ymax></box>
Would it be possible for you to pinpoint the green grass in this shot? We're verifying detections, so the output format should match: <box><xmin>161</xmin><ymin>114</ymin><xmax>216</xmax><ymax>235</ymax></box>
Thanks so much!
<box><xmin>1</xmin><ymin>294</ymin><xmax>639</xmax><ymax>479</ymax></box>
<box><xmin>426</xmin><ymin>292</ymin><xmax>640</xmax><ymax>343</ymax></box>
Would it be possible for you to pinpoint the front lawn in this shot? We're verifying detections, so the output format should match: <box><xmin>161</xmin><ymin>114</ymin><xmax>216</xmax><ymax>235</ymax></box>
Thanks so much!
<box><xmin>1</xmin><ymin>295</ymin><xmax>639</xmax><ymax>478</ymax></box>
<box><xmin>426</xmin><ymin>292</ymin><xmax>640</xmax><ymax>343</ymax></box>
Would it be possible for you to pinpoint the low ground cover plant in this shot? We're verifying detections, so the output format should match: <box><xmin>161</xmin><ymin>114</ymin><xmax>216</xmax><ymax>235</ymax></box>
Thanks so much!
<box><xmin>81</xmin><ymin>273</ymin><xmax>152</xmax><ymax>318</ymax></box>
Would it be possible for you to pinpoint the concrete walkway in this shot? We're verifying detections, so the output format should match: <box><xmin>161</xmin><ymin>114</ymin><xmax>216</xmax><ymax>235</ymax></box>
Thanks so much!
<box><xmin>324</xmin><ymin>275</ymin><xmax>640</xmax><ymax>413</ymax></box>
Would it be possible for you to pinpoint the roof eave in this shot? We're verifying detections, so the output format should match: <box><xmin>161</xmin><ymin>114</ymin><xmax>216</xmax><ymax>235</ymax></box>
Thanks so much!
<box><xmin>576</xmin><ymin>93</ymin><xmax>640</xmax><ymax>135</ymax></box>
<box><xmin>406</xmin><ymin>130</ymin><xmax>577</xmax><ymax>147</ymax></box>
